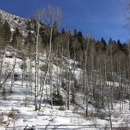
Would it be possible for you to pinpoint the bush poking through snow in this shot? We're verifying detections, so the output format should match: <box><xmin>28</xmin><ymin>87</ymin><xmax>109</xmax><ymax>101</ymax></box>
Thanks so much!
<box><xmin>7</xmin><ymin>112</ymin><xmax>17</xmax><ymax>120</ymax></box>
<box><xmin>20</xmin><ymin>62</ymin><xmax>27</xmax><ymax>70</ymax></box>
<box><xmin>40</xmin><ymin>64</ymin><xmax>48</xmax><ymax>72</ymax></box>
<box><xmin>53</xmin><ymin>91</ymin><xmax>65</xmax><ymax>106</ymax></box>
<box><xmin>59</xmin><ymin>106</ymin><xmax>66</xmax><ymax>110</ymax></box>
<box><xmin>14</xmin><ymin>73</ymin><xmax>19</xmax><ymax>81</ymax></box>
<box><xmin>0</xmin><ymin>112</ymin><xmax>17</xmax><ymax>127</ymax></box>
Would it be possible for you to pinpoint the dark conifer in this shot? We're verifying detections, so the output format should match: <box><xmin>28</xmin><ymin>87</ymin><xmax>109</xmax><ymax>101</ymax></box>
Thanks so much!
<box><xmin>2</xmin><ymin>21</ymin><xmax>11</xmax><ymax>41</ymax></box>
<box><xmin>12</xmin><ymin>27</ymin><xmax>22</xmax><ymax>44</ymax></box>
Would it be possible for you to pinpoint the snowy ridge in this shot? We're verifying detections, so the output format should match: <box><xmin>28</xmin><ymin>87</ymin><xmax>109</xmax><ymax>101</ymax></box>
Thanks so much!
<box><xmin>0</xmin><ymin>9</ymin><xmax>27</xmax><ymax>35</ymax></box>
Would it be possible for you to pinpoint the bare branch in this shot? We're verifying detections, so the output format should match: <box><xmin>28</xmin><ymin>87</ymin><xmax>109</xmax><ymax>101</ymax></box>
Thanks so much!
<box><xmin>29</xmin><ymin>8</ymin><xmax>45</xmax><ymax>22</ymax></box>
<box><xmin>44</xmin><ymin>5</ymin><xmax>62</xmax><ymax>27</ymax></box>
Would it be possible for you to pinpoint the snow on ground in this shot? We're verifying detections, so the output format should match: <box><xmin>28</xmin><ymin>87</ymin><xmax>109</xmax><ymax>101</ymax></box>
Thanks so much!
<box><xmin>0</xmin><ymin>51</ymin><xmax>130</xmax><ymax>130</ymax></box>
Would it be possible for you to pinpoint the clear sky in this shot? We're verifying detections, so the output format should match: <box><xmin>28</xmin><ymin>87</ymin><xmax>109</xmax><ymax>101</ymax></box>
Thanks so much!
<box><xmin>0</xmin><ymin>0</ymin><xmax>129</xmax><ymax>43</ymax></box>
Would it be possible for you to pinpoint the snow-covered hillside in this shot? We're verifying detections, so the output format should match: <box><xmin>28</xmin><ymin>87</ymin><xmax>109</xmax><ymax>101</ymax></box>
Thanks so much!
<box><xmin>0</xmin><ymin>9</ymin><xmax>27</xmax><ymax>35</ymax></box>
<box><xmin>0</xmin><ymin>46</ymin><xmax>130</xmax><ymax>130</ymax></box>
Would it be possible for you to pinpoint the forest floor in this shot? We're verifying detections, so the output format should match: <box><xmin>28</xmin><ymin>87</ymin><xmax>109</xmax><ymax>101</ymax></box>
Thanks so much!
<box><xmin>0</xmin><ymin>52</ymin><xmax>130</xmax><ymax>130</ymax></box>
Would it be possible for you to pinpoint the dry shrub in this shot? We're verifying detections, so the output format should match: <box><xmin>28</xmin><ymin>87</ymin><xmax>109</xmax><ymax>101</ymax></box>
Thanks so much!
<box><xmin>0</xmin><ymin>112</ymin><xmax>18</xmax><ymax>126</ymax></box>
<box><xmin>7</xmin><ymin>112</ymin><xmax>17</xmax><ymax>120</ymax></box>
<box><xmin>40</xmin><ymin>64</ymin><xmax>48</xmax><ymax>72</ymax></box>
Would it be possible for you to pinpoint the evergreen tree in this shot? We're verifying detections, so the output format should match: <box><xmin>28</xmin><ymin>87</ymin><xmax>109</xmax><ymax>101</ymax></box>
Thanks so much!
<box><xmin>2</xmin><ymin>21</ymin><xmax>11</xmax><ymax>41</ymax></box>
<box><xmin>26</xmin><ymin>31</ymin><xmax>35</xmax><ymax>45</ymax></box>
<box><xmin>52</xmin><ymin>22</ymin><xmax>59</xmax><ymax>45</ymax></box>
<box><xmin>12</xmin><ymin>27</ymin><xmax>22</xmax><ymax>47</ymax></box>
<box><xmin>117</xmin><ymin>39</ymin><xmax>123</xmax><ymax>51</ymax></box>
<box><xmin>101</xmin><ymin>37</ymin><xmax>107</xmax><ymax>51</ymax></box>
<box><xmin>73</xmin><ymin>29</ymin><xmax>77</xmax><ymax>37</ymax></box>
<box><xmin>61</xmin><ymin>28</ymin><xmax>66</xmax><ymax>35</ymax></box>
<box><xmin>39</xmin><ymin>23</ymin><xmax>48</xmax><ymax>46</ymax></box>
<box><xmin>26</xmin><ymin>19</ymin><xmax>35</xmax><ymax>31</ymax></box>
<box><xmin>53</xmin><ymin>90</ymin><xmax>65</xmax><ymax>106</ymax></box>
<box><xmin>0</xmin><ymin>16</ymin><xmax>3</xmax><ymax>36</ymax></box>
<box><xmin>77</xmin><ymin>31</ymin><xmax>83</xmax><ymax>43</ymax></box>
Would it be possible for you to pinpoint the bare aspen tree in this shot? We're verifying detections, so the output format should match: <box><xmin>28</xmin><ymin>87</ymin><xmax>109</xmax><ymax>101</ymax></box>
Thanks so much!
<box><xmin>70</xmin><ymin>39</ymin><xmax>80</xmax><ymax>106</ymax></box>
<box><xmin>21</xmin><ymin>57</ymin><xmax>26</xmax><ymax>88</ymax></box>
<box><xmin>107</xmin><ymin>42</ymin><xmax>117</xmax><ymax>110</ymax></box>
<box><xmin>35</xmin><ymin>5</ymin><xmax>62</xmax><ymax>110</ymax></box>
<box><xmin>44</xmin><ymin>5</ymin><xmax>62</xmax><ymax>58</ymax></box>
<box><xmin>83</xmin><ymin>37</ymin><xmax>90</xmax><ymax>117</ymax></box>
<box><xmin>102</xmin><ymin>53</ymin><xmax>107</xmax><ymax>107</ymax></box>
<box><xmin>122</xmin><ymin>1</ymin><xmax>130</xmax><ymax>110</ymax></box>
<box><xmin>29</xmin><ymin>8</ymin><xmax>44</xmax><ymax>111</ymax></box>
<box><xmin>67</xmin><ymin>34</ymin><xmax>70</xmax><ymax>110</ymax></box>
<box><xmin>124</xmin><ymin>1</ymin><xmax>130</xmax><ymax>110</ymax></box>
<box><xmin>16</xmin><ymin>35</ymin><xmax>23</xmax><ymax>50</ymax></box>
<box><xmin>97</xmin><ymin>47</ymin><xmax>106</xmax><ymax>109</ymax></box>
<box><xmin>10</xmin><ymin>35</ymin><xmax>23</xmax><ymax>92</ymax></box>
<box><xmin>10</xmin><ymin>52</ymin><xmax>16</xmax><ymax>93</ymax></box>
<box><xmin>90</xmin><ymin>41</ymin><xmax>97</xmax><ymax>105</ymax></box>
<box><xmin>128</xmin><ymin>43</ymin><xmax>130</xmax><ymax>110</ymax></box>
<box><xmin>34</xmin><ymin>22</ymin><xmax>39</xmax><ymax>110</ymax></box>
<box><xmin>0</xmin><ymin>36</ymin><xmax>4</xmax><ymax>85</ymax></box>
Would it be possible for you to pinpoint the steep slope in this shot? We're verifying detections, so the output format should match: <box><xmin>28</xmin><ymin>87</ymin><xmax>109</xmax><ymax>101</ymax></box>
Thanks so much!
<box><xmin>0</xmin><ymin>9</ymin><xmax>130</xmax><ymax>130</ymax></box>
<box><xmin>0</xmin><ymin>46</ymin><xmax>130</xmax><ymax>130</ymax></box>
<box><xmin>0</xmin><ymin>9</ymin><xmax>27</xmax><ymax>35</ymax></box>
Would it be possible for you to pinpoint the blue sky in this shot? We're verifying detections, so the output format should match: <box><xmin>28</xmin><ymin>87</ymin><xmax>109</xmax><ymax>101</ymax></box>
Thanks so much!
<box><xmin>0</xmin><ymin>0</ymin><xmax>129</xmax><ymax>43</ymax></box>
